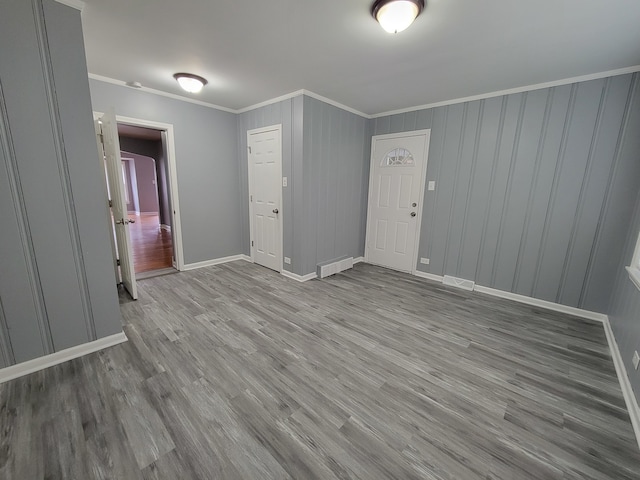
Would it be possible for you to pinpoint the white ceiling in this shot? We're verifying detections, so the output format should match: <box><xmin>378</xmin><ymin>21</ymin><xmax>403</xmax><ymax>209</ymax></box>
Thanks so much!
<box><xmin>80</xmin><ymin>0</ymin><xmax>640</xmax><ymax>116</ymax></box>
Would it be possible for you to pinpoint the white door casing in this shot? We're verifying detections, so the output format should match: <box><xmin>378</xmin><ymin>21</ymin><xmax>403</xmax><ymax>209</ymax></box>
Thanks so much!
<box><xmin>97</xmin><ymin>109</ymin><xmax>138</xmax><ymax>300</ymax></box>
<box><xmin>248</xmin><ymin>125</ymin><xmax>283</xmax><ymax>272</ymax></box>
<box><xmin>365</xmin><ymin>130</ymin><xmax>430</xmax><ymax>273</ymax></box>
<box><xmin>93</xmin><ymin>112</ymin><xmax>184</xmax><ymax>271</ymax></box>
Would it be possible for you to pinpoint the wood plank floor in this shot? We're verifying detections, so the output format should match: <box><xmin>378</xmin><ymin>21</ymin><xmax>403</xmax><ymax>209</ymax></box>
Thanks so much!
<box><xmin>1</xmin><ymin>261</ymin><xmax>639</xmax><ymax>479</ymax></box>
<box><xmin>128</xmin><ymin>214</ymin><xmax>173</xmax><ymax>273</ymax></box>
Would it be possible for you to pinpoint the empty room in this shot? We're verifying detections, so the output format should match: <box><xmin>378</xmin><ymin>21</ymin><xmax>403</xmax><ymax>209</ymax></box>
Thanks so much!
<box><xmin>1</xmin><ymin>0</ymin><xmax>640</xmax><ymax>478</ymax></box>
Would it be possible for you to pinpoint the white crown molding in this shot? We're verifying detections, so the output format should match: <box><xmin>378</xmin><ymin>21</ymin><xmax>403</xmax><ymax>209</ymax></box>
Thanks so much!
<box><xmin>370</xmin><ymin>65</ymin><xmax>640</xmax><ymax>118</ymax></box>
<box><xmin>300</xmin><ymin>90</ymin><xmax>369</xmax><ymax>119</ymax></box>
<box><xmin>54</xmin><ymin>0</ymin><xmax>85</xmax><ymax>11</ymax></box>
<box><xmin>88</xmin><ymin>73</ymin><xmax>237</xmax><ymax>113</ymax></box>
<box><xmin>235</xmin><ymin>90</ymin><xmax>306</xmax><ymax>114</ymax></box>
<box><xmin>181</xmin><ymin>254</ymin><xmax>250</xmax><ymax>271</ymax></box>
<box><xmin>0</xmin><ymin>332</ymin><xmax>127</xmax><ymax>384</ymax></box>
<box><xmin>603</xmin><ymin>316</ymin><xmax>640</xmax><ymax>450</ymax></box>
<box><xmin>281</xmin><ymin>270</ymin><xmax>317</xmax><ymax>282</ymax></box>
<box><xmin>90</xmin><ymin>65</ymin><xmax>640</xmax><ymax>121</ymax></box>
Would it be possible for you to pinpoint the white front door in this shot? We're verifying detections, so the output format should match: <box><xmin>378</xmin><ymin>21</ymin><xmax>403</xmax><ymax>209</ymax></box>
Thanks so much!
<box><xmin>365</xmin><ymin>131</ymin><xmax>430</xmax><ymax>273</ymax></box>
<box><xmin>248</xmin><ymin>125</ymin><xmax>282</xmax><ymax>272</ymax></box>
<box><xmin>96</xmin><ymin>109</ymin><xmax>138</xmax><ymax>300</ymax></box>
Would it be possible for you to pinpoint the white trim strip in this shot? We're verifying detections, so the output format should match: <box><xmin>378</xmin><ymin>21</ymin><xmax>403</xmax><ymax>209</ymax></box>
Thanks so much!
<box><xmin>88</xmin><ymin>74</ymin><xmax>237</xmax><ymax>113</ymax></box>
<box><xmin>182</xmin><ymin>254</ymin><xmax>249</xmax><ymax>271</ymax></box>
<box><xmin>603</xmin><ymin>316</ymin><xmax>640</xmax><ymax>450</ymax></box>
<box><xmin>473</xmin><ymin>285</ymin><xmax>607</xmax><ymax>322</ymax></box>
<box><xmin>371</xmin><ymin>65</ymin><xmax>640</xmax><ymax>118</ymax></box>
<box><xmin>626</xmin><ymin>266</ymin><xmax>640</xmax><ymax>292</ymax></box>
<box><xmin>413</xmin><ymin>270</ymin><xmax>445</xmax><ymax>283</ymax></box>
<box><xmin>89</xmin><ymin>66</ymin><xmax>640</xmax><ymax>120</ymax></box>
<box><xmin>353</xmin><ymin>256</ymin><xmax>365</xmax><ymax>264</ymax></box>
<box><xmin>281</xmin><ymin>270</ymin><xmax>317</xmax><ymax>282</ymax></box>
<box><xmin>54</xmin><ymin>0</ymin><xmax>85</xmax><ymax>11</ymax></box>
<box><xmin>301</xmin><ymin>90</ymin><xmax>369</xmax><ymax>118</ymax></box>
<box><xmin>236</xmin><ymin>90</ymin><xmax>305</xmax><ymax>114</ymax></box>
<box><xmin>0</xmin><ymin>332</ymin><xmax>127</xmax><ymax>384</ymax></box>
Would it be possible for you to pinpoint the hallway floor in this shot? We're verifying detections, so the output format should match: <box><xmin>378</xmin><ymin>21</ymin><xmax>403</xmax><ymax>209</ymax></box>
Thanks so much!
<box><xmin>129</xmin><ymin>214</ymin><xmax>173</xmax><ymax>273</ymax></box>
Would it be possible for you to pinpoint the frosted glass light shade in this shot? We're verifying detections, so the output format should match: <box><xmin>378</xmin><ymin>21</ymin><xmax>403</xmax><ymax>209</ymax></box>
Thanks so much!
<box><xmin>173</xmin><ymin>73</ymin><xmax>208</xmax><ymax>93</ymax></box>
<box><xmin>373</xmin><ymin>0</ymin><xmax>424</xmax><ymax>34</ymax></box>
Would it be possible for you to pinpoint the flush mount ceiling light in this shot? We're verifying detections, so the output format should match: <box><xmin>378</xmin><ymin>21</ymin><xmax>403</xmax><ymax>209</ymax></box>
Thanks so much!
<box><xmin>372</xmin><ymin>0</ymin><xmax>424</xmax><ymax>34</ymax></box>
<box><xmin>173</xmin><ymin>73</ymin><xmax>208</xmax><ymax>93</ymax></box>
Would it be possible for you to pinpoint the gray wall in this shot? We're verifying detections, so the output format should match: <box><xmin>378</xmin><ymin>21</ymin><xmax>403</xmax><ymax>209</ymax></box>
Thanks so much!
<box><xmin>121</xmin><ymin>151</ymin><xmax>159</xmax><ymax>214</ymax></box>
<box><xmin>301</xmin><ymin>96</ymin><xmax>371</xmax><ymax>274</ymax></box>
<box><xmin>607</xmin><ymin>75</ymin><xmax>640</xmax><ymax>402</ymax></box>
<box><xmin>237</xmin><ymin>95</ymin><xmax>370</xmax><ymax>276</ymax></box>
<box><xmin>119</xmin><ymin>136</ymin><xmax>171</xmax><ymax>225</ymax></box>
<box><xmin>237</xmin><ymin>97</ymin><xmax>304</xmax><ymax>274</ymax></box>
<box><xmin>0</xmin><ymin>0</ymin><xmax>122</xmax><ymax>367</ymax></box>
<box><xmin>373</xmin><ymin>73</ymin><xmax>640</xmax><ymax>313</ymax></box>
<box><xmin>89</xmin><ymin>79</ymin><xmax>240</xmax><ymax>265</ymax></box>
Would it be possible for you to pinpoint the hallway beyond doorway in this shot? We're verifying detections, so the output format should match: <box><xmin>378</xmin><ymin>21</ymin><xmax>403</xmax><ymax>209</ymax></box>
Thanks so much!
<box><xmin>128</xmin><ymin>214</ymin><xmax>173</xmax><ymax>273</ymax></box>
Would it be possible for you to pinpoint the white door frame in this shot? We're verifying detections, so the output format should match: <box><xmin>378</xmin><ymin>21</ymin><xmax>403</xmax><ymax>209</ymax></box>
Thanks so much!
<box><xmin>247</xmin><ymin>124</ymin><xmax>283</xmax><ymax>272</ymax></box>
<box><xmin>364</xmin><ymin>129</ymin><xmax>431</xmax><ymax>275</ymax></box>
<box><xmin>93</xmin><ymin>112</ymin><xmax>185</xmax><ymax>271</ymax></box>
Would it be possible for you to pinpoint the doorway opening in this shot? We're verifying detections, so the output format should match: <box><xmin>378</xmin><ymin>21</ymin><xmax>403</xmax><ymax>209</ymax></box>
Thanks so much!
<box><xmin>117</xmin><ymin>123</ymin><xmax>177</xmax><ymax>277</ymax></box>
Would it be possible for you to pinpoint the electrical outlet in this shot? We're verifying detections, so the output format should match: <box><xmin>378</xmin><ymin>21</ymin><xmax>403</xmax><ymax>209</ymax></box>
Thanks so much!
<box><xmin>428</xmin><ymin>181</ymin><xmax>436</xmax><ymax>191</ymax></box>
<box><xmin>284</xmin><ymin>257</ymin><xmax>291</xmax><ymax>265</ymax></box>
<box><xmin>420</xmin><ymin>258</ymin><xmax>430</xmax><ymax>265</ymax></box>
<box><xmin>633</xmin><ymin>351</ymin><xmax>640</xmax><ymax>370</ymax></box>
<box><xmin>282</xmin><ymin>177</ymin><xmax>288</xmax><ymax>187</ymax></box>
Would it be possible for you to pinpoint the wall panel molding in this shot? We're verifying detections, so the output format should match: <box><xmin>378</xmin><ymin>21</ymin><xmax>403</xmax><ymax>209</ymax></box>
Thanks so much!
<box><xmin>33</xmin><ymin>0</ymin><xmax>96</xmax><ymax>342</ymax></box>
<box><xmin>0</xmin><ymin>77</ymin><xmax>52</xmax><ymax>358</ymax></box>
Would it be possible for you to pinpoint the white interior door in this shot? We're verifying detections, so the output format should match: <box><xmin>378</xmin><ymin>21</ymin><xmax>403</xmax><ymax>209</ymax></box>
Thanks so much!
<box><xmin>97</xmin><ymin>109</ymin><xmax>138</xmax><ymax>299</ymax></box>
<box><xmin>366</xmin><ymin>131</ymin><xmax>430</xmax><ymax>273</ymax></box>
<box><xmin>248</xmin><ymin>126</ymin><xmax>282</xmax><ymax>272</ymax></box>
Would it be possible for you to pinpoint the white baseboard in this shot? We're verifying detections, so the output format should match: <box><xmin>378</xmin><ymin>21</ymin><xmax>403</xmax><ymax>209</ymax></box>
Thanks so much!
<box><xmin>473</xmin><ymin>285</ymin><xmax>607</xmax><ymax>323</ymax></box>
<box><xmin>281</xmin><ymin>270</ymin><xmax>317</xmax><ymax>282</ymax></box>
<box><xmin>413</xmin><ymin>270</ymin><xmax>445</xmax><ymax>282</ymax></box>
<box><xmin>0</xmin><ymin>332</ymin><xmax>127</xmax><ymax>385</ymax></box>
<box><xmin>240</xmin><ymin>255</ymin><xmax>251</xmax><ymax>262</ymax></box>
<box><xmin>160</xmin><ymin>224</ymin><xmax>171</xmax><ymax>232</ymax></box>
<box><xmin>182</xmin><ymin>254</ymin><xmax>249</xmax><ymax>271</ymax></box>
<box><xmin>603</xmin><ymin>317</ymin><xmax>640</xmax><ymax>450</ymax></box>
<box><xmin>353</xmin><ymin>256</ymin><xmax>365</xmax><ymax>264</ymax></box>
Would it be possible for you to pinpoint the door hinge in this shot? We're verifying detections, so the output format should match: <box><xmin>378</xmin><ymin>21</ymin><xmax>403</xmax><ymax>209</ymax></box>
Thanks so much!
<box><xmin>248</xmin><ymin>146</ymin><xmax>252</xmax><ymax>154</ymax></box>
<box><xmin>251</xmin><ymin>240</ymin><xmax>254</xmax><ymax>247</ymax></box>
<box><xmin>108</xmin><ymin>199</ymin><xmax>112</xmax><ymax>208</ymax></box>
<box><xmin>116</xmin><ymin>258</ymin><xmax>121</xmax><ymax>266</ymax></box>
<box><xmin>250</xmin><ymin>195</ymin><xmax>253</xmax><ymax>202</ymax></box>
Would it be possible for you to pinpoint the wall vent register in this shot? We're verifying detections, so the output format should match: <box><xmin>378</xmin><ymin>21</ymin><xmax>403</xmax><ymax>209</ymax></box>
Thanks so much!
<box><xmin>383</xmin><ymin>148</ymin><xmax>415</xmax><ymax>166</ymax></box>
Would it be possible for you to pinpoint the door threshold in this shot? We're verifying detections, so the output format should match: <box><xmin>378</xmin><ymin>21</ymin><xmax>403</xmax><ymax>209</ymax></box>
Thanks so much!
<box><xmin>136</xmin><ymin>268</ymin><xmax>177</xmax><ymax>280</ymax></box>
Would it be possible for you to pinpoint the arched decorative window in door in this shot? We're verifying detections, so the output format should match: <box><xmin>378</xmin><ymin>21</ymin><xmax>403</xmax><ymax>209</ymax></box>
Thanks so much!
<box><xmin>382</xmin><ymin>147</ymin><xmax>415</xmax><ymax>166</ymax></box>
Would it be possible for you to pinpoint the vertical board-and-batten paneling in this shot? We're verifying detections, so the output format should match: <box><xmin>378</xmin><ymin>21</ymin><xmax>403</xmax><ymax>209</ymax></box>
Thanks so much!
<box><xmin>302</xmin><ymin>96</ymin><xmax>370</xmax><ymax>275</ymax></box>
<box><xmin>0</xmin><ymin>0</ymin><xmax>122</xmax><ymax>367</ymax></box>
<box><xmin>373</xmin><ymin>73</ymin><xmax>640</xmax><ymax>313</ymax></box>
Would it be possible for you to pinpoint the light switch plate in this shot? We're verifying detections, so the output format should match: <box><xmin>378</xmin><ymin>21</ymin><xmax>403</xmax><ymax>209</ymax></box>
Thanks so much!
<box><xmin>282</xmin><ymin>177</ymin><xmax>288</xmax><ymax>187</ymax></box>
<box><xmin>284</xmin><ymin>257</ymin><xmax>291</xmax><ymax>265</ymax></box>
<box><xmin>428</xmin><ymin>181</ymin><xmax>436</xmax><ymax>191</ymax></box>
<box><xmin>420</xmin><ymin>258</ymin><xmax>430</xmax><ymax>265</ymax></box>
<box><xmin>633</xmin><ymin>351</ymin><xmax>640</xmax><ymax>370</ymax></box>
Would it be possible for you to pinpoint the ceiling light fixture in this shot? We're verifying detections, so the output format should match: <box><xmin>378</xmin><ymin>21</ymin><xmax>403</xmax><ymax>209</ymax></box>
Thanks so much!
<box><xmin>372</xmin><ymin>0</ymin><xmax>424</xmax><ymax>34</ymax></box>
<box><xmin>173</xmin><ymin>73</ymin><xmax>208</xmax><ymax>93</ymax></box>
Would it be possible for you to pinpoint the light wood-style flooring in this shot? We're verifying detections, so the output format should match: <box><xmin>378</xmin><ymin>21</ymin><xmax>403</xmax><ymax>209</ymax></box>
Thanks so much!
<box><xmin>129</xmin><ymin>214</ymin><xmax>173</xmax><ymax>273</ymax></box>
<box><xmin>1</xmin><ymin>261</ymin><xmax>639</xmax><ymax>479</ymax></box>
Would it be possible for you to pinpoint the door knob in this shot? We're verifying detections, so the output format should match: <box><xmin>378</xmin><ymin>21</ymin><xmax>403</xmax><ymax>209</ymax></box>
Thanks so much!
<box><xmin>115</xmin><ymin>218</ymin><xmax>125</xmax><ymax>225</ymax></box>
<box><xmin>410</xmin><ymin>212</ymin><xmax>417</xmax><ymax>217</ymax></box>
<box><xmin>273</xmin><ymin>208</ymin><xmax>279</xmax><ymax>214</ymax></box>
<box><xmin>127</xmin><ymin>219</ymin><xmax>136</xmax><ymax>224</ymax></box>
